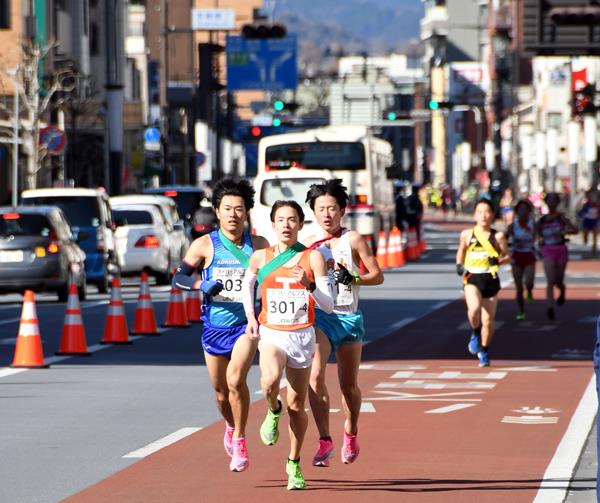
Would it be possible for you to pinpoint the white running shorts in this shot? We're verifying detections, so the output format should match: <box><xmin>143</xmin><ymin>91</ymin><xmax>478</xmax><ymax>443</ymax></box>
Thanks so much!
<box><xmin>258</xmin><ymin>325</ymin><xmax>316</xmax><ymax>369</ymax></box>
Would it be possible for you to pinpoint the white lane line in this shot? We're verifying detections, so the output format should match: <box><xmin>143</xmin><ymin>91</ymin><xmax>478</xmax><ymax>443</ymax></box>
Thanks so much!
<box><xmin>360</xmin><ymin>402</ymin><xmax>376</xmax><ymax>413</ymax></box>
<box><xmin>532</xmin><ymin>374</ymin><xmax>597</xmax><ymax>503</ymax></box>
<box><xmin>0</xmin><ymin>367</ymin><xmax>28</xmax><ymax>378</ymax></box>
<box><xmin>425</xmin><ymin>403</ymin><xmax>476</xmax><ymax>414</ymax></box>
<box><xmin>122</xmin><ymin>427</ymin><xmax>203</xmax><ymax>459</ymax></box>
<box><xmin>390</xmin><ymin>317</ymin><xmax>416</xmax><ymax>329</ymax></box>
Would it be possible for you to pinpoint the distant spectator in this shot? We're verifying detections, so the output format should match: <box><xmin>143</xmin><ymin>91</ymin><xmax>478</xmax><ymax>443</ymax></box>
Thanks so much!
<box><xmin>578</xmin><ymin>189</ymin><xmax>600</xmax><ymax>256</ymax></box>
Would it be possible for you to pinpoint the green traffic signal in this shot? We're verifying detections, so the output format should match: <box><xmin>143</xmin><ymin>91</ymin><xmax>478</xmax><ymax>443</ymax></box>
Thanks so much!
<box><xmin>429</xmin><ymin>99</ymin><xmax>440</xmax><ymax>110</ymax></box>
<box><xmin>387</xmin><ymin>111</ymin><xmax>397</xmax><ymax>121</ymax></box>
<box><xmin>272</xmin><ymin>117</ymin><xmax>282</xmax><ymax>127</ymax></box>
<box><xmin>273</xmin><ymin>100</ymin><xmax>285</xmax><ymax>112</ymax></box>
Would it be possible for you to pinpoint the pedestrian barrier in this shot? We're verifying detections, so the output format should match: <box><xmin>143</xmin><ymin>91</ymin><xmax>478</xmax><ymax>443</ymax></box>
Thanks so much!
<box><xmin>163</xmin><ymin>284</ymin><xmax>190</xmax><ymax>327</ymax></box>
<box><xmin>11</xmin><ymin>290</ymin><xmax>49</xmax><ymax>368</ymax></box>
<box><xmin>186</xmin><ymin>274</ymin><xmax>202</xmax><ymax>323</ymax></box>
<box><xmin>375</xmin><ymin>230</ymin><xmax>389</xmax><ymax>269</ymax></box>
<box><xmin>101</xmin><ymin>276</ymin><xmax>132</xmax><ymax>344</ymax></box>
<box><xmin>56</xmin><ymin>281</ymin><xmax>91</xmax><ymax>355</ymax></box>
<box><xmin>130</xmin><ymin>271</ymin><xmax>159</xmax><ymax>335</ymax></box>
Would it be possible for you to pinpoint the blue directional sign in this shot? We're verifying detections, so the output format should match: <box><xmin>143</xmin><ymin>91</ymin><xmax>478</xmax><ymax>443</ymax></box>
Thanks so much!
<box><xmin>226</xmin><ymin>35</ymin><xmax>297</xmax><ymax>91</ymax></box>
<box><xmin>144</xmin><ymin>127</ymin><xmax>161</xmax><ymax>143</ymax></box>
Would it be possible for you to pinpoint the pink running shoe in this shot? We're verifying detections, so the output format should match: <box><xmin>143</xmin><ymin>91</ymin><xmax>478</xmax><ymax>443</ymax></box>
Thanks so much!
<box><xmin>312</xmin><ymin>438</ymin><xmax>334</xmax><ymax>467</ymax></box>
<box><xmin>341</xmin><ymin>431</ymin><xmax>360</xmax><ymax>464</ymax></box>
<box><xmin>229</xmin><ymin>437</ymin><xmax>249</xmax><ymax>472</ymax></box>
<box><xmin>223</xmin><ymin>425</ymin><xmax>234</xmax><ymax>457</ymax></box>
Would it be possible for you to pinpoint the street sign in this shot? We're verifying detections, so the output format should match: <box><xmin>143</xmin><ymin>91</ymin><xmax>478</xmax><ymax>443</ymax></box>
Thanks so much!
<box><xmin>409</xmin><ymin>109</ymin><xmax>432</xmax><ymax>120</ymax></box>
<box><xmin>144</xmin><ymin>127</ymin><xmax>161</xmax><ymax>143</ymax></box>
<box><xmin>39</xmin><ymin>125</ymin><xmax>66</xmax><ymax>155</ymax></box>
<box><xmin>194</xmin><ymin>152</ymin><xmax>206</xmax><ymax>167</ymax></box>
<box><xmin>252</xmin><ymin>114</ymin><xmax>274</xmax><ymax>127</ymax></box>
<box><xmin>191</xmin><ymin>8</ymin><xmax>235</xmax><ymax>30</ymax></box>
<box><xmin>226</xmin><ymin>35</ymin><xmax>297</xmax><ymax>91</ymax></box>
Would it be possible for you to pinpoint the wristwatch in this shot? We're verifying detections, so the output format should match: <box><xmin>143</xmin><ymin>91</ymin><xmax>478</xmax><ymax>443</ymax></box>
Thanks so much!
<box><xmin>306</xmin><ymin>281</ymin><xmax>316</xmax><ymax>293</ymax></box>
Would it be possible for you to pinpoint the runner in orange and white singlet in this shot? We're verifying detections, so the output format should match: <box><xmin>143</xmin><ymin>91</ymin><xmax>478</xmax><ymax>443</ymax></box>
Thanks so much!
<box><xmin>241</xmin><ymin>200</ymin><xmax>333</xmax><ymax>490</ymax></box>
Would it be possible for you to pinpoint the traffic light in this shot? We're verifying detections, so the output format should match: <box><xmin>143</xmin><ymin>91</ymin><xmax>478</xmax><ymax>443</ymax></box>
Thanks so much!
<box><xmin>549</xmin><ymin>5</ymin><xmax>600</xmax><ymax>24</ymax></box>
<box><xmin>573</xmin><ymin>83</ymin><xmax>597</xmax><ymax>116</ymax></box>
<box><xmin>272</xmin><ymin>100</ymin><xmax>299</xmax><ymax>113</ymax></box>
<box><xmin>428</xmin><ymin>99</ymin><xmax>454</xmax><ymax>110</ymax></box>
<box><xmin>272</xmin><ymin>117</ymin><xmax>282</xmax><ymax>127</ymax></box>
<box><xmin>382</xmin><ymin>110</ymin><xmax>410</xmax><ymax>121</ymax></box>
<box><xmin>250</xmin><ymin>126</ymin><xmax>262</xmax><ymax>137</ymax></box>
<box><xmin>241</xmin><ymin>23</ymin><xmax>287</xmax><ymax>39</ymax></box>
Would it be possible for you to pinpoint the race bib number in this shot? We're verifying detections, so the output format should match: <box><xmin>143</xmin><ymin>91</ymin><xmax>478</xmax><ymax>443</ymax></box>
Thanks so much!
<box><xmin>212</xmin><ymin>267</ymin><xmax>244</xmax><ymax>303</ymax></box>
<box><xmin>266</xmin><ymin>288</ymin><xmax>309</xmax><ymax>326</ymax></box>
<box><xmin>334</xmin><ymin>282</ymin><xmax>353</xmax><ymax>307</ymax></box>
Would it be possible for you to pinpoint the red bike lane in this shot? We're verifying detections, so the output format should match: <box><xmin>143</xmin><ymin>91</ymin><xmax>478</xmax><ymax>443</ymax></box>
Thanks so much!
<box><xmin>63</xmin><ymin>263</ymin><xmax>597</xmax><ymax>503</ymax></box>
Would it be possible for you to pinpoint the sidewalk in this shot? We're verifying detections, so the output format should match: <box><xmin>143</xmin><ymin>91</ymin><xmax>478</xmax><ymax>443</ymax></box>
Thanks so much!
<box><xmin>566</xmin><ymin>421</ymin><xmax>597</xmax><ymax>502</ymax></box>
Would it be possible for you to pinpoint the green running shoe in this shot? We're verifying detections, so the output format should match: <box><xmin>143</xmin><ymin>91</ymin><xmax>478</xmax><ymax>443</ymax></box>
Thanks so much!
<box><xmin>286</xmin><ymin>459</ymin><xmax>306</xmax><ymax>490</ymax></box>
<box><xmin>516</xmin><ymin>311</ymin><xmax>525</xmax><ymax>321</ymax></box>
<box><xmin>260</xmin><ymin>402</ymin><xmax>282</xmax><ymax>446</ymax></box>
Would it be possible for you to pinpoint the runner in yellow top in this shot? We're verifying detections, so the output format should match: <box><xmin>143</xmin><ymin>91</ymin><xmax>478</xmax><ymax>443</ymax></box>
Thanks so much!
<box><xmin>241</xmin><ymin>200</ymin><xmax>333</xmax><ymax>490</ymax></box>
<box><xmin>456</xmin><ymin>199</ymin><xmax>509</xmax><ymax>367</ymax></box>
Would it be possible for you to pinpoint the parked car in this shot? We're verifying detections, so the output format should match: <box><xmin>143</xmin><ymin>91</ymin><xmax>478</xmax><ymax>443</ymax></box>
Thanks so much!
<box><xmin>112</xmin><ymin>204</ymin><xmax>173</xmax><ymax>284</ymax></box>
<box><xmin>0</xmin><ymin>206</ymin><xmax>87</xmax><ymax>301</ymax></box>
<box><xmin>21</xmin><ymin>188</ymin><xmax>120</xmax><ymax>293</ymax></box>
<box><xmin>142</xmin><ymin>185</ymin><xmax>211</xmax><ymax>239</ymax></box>
<box><xmin>190</xmin><ymin>199</ymin><xmax>218</xmax><ymax>240</ymax></box>
<box><xmin>109</xmin><ymin>195</ymin><xmax>188</xmax><ymax>277</ymax></box>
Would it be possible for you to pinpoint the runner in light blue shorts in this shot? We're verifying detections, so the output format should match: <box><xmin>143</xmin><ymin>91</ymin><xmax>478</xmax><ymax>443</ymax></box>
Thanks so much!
<box><xmin>314</xmin><ymin>310</ymin><xmax>366</xmax><ymax>352</ymax></box>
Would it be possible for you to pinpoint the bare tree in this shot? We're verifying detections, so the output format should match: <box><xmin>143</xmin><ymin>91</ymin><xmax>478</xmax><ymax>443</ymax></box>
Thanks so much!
<box><xmin>19</xmin><ymin>40</ymin><xmax>75</xmax><ymax>189</ymax></box>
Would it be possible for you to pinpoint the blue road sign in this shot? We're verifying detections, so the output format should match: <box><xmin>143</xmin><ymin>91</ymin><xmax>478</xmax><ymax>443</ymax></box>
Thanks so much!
<box><xmin>226</xmin><ymin>35</ymin><xmax>297</xmax><ymax>91</ymax></box>
<box><xmin>144</xmin><ymin>127</ymin><xmax>161</xmax><ymax>143</ymax></box>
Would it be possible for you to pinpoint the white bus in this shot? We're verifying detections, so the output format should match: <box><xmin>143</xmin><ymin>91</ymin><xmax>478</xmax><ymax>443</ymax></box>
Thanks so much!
<box><xmin>251</xmin><ymin>126</ymin><xmax>394</xmax><ymax>246</ymax></box>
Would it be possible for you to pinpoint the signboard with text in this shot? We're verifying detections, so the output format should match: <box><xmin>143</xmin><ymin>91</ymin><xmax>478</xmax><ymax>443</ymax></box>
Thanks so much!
<box><xmin>226</xmin><ymin>35</ymin><xmax>297</xmax><ymax>91</ymax></box>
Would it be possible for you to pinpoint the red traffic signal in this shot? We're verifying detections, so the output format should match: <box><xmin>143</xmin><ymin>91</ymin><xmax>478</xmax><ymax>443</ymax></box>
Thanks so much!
<box><xmin>250</xmin><ymin>126</ymin><xmax>262</xmax><ymax>137</ymax></box>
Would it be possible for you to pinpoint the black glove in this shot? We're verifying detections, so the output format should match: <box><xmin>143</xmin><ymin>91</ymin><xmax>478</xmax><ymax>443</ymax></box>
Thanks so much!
<box><xmin>488</xmin><ymin>257</ymin><xmax>499</xmax><ymax>266</ymax></box>
<box><xmin>456</xmin><ymin>263</ymin><xmax>465</xmax><ymax>276</ymax></box>
<box><xmin>200</xmin><ymin>279</ymin><xmax>224</xmax><ymax>296</ymax></box>
<box><xmin>333</xmin><ymin>263</ymin><xmax>354</xmax><ymax>286</ymax></box>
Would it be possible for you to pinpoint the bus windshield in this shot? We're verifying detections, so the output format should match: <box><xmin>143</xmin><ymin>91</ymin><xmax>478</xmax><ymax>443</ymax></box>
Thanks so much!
<box><xmin>265</xmin><ymin>142</ymin><xmax>365</xmax><ymax>171</ymax></box>
<box><xmin>260</xmin><ymin>178</ymin><xmax>326</xmax><ymax>206</ymax></box>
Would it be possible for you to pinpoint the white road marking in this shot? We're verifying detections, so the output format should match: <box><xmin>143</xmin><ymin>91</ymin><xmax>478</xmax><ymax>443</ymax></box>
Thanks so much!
<box><xmin>441</xmin><ymin>365</ymin><xmax>557</xmax><ymax>372</ymax></box>
<box><xmin>122</xmin><ymin>427</ymin><xmax>203</xmax><ymax>459</ymax></box>
<box><xmin>390</xmin><ymin>317</ymin><xmax>416</xmax><ymax>329</ymax></box>
<box><xmin>360</xmin><ymin>402</ymin><xmax>376</xmax><ymax>413</ymax></box>
<box><xmin>366</xmin><ymin>390</ymin><xmax>484</xmax><ymax>402</ymax></box>
<box><xmin>390</xmin><ymin>371</ymin><xmax>507</xmax><ymax>380</ymax></box>
<box><xmin>0</xmin><ymin>367</ymin><xmax>28</xmax><ymax>378</ymax></box>
<box><xmin>532</xmin><ymin>374</ymin><xmax>597</xmax><ymax>502</ymax></box>
<box><xmin>376</xmin><ymin>380</ymin><xmax>497</xmax><ymax>390</ymax></box>
<box><xmin>425</xmin><ymin>403</ymin><xmax>476</xmax><ymax>414</ymax></box>
<box><xmin>359</xmin><ymin>363</ymin><xmax>427</xmax><ymax>371</ymax></box>
<box><xmin>502</xmin><ymin>416</ymin><xmax>559</xmax><ymax>425</ymax></box>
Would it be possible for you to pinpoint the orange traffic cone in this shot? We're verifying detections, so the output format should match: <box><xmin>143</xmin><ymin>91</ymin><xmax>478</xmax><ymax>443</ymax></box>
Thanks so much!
<box><xmin>375</xmin><ymin>230</ymin><xmax>389</xmax><ymax>270</ymax></box>
<box><xmin>388</xmin><ymin>227</ymin><xmax>401</xmax><ymax>268</ymax></box>
<box><xmin>163</xmin><ymin>285</ymin><xmax>190</xmax><ymax>327</ymax></box>
<box><xmin>56</xmin><ymin>282</ymin><xmax>90</xmax><ymax>355</ymax></box>
<box><xmin>186</xmin><ymin>276</ymin><xmax>202</xmax><ymax>323</ymax></box>
<box><xmin>418</xmin><ymin>223</ymin><xmax>427</xmax><ymax>254</ymax></box>
<box><xmin>11</xmin><ymin>290</ymin><xmax>49</xmax><ymax>368</ymax></box>
<box><xmin>405</xmin><ymin>227</ymin><xmax>418</xmax><ymax>261</ymax></box>
<box><xmin>101</xmin><ymin>277</ymin><xmax>131</xmax><ymax>344</ymax></box>
<box><xmin>130</xmin><ymin>272</ymin><xmax>159</xmax><ymax>335</ymax></box>
<box><xmin>396</xmin><ymin>228</ymin><xmax>406</xmax><ymax>267</ymax></box>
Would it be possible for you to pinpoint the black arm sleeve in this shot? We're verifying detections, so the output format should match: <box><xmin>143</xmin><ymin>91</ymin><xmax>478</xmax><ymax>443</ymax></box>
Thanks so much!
<box><xmin>172</xmin><ymin>261</ymin><xmax>198</xmax><ymax>291</ymax></box>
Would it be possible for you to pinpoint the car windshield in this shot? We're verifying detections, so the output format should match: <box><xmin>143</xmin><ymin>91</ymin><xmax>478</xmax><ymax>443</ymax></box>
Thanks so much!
<box><xmin>113</xmin><ymin>209</ymin><xmax>153</xmax><ymax>225</ymax></box>
<box><xmin>260</xmin><ymin>178</ymin><xmax>326</xmax><ymax>206</ymax></box>
<box><xmin>22</xmin><ymin>196</ymin><xmax>101</xmax><ymax>228</ymax></box>
<box><xmin>0</xmin><ymin>213</ymin><xmax>52</xmax><ymax>237</ymax></box>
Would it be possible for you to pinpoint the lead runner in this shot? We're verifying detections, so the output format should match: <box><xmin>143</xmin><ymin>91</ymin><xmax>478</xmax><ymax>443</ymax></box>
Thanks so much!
<box><xmin>304</xmin><ymin>179</ymin><xmax>384</xmax><ymax>467</ymax></box>
<box><xmin>172</xmin><ymin>179</ymin><xmax>269</xmax><ymax>473</ymax></box>
<box><xmin>242</xmin><ymin>200</ymin><xmax>333</xmax><ymax>490</ymax></box>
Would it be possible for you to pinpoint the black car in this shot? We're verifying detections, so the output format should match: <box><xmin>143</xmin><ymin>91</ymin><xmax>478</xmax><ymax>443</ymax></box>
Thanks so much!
<box><xmin>143</xmin><ymin>185</ymin><xmax>217</xmax><ymax>239</ymax></box>
<box><xmin>0</xmin><ymin>206</ymin><xmax>87</xmax><ymax>302</ymax></box>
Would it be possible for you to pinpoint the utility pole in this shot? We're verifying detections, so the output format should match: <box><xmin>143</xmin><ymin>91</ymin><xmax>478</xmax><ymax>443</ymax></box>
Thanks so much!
<box><xmin>104</xmin><ymin>0</ymin><xmax>124</xmax><ymax>195</ymax></box>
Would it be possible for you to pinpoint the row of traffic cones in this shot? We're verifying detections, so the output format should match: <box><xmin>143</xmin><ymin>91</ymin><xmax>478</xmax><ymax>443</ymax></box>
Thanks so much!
<box><xmin>375</xmin><ymin>225</ymin><xmax>426</xmax><ymax>270</ymax></box>
<box><xmin>10</xmin><ymin>271</ymin><xmax>202</xmax><ymax>369</ymax></box>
